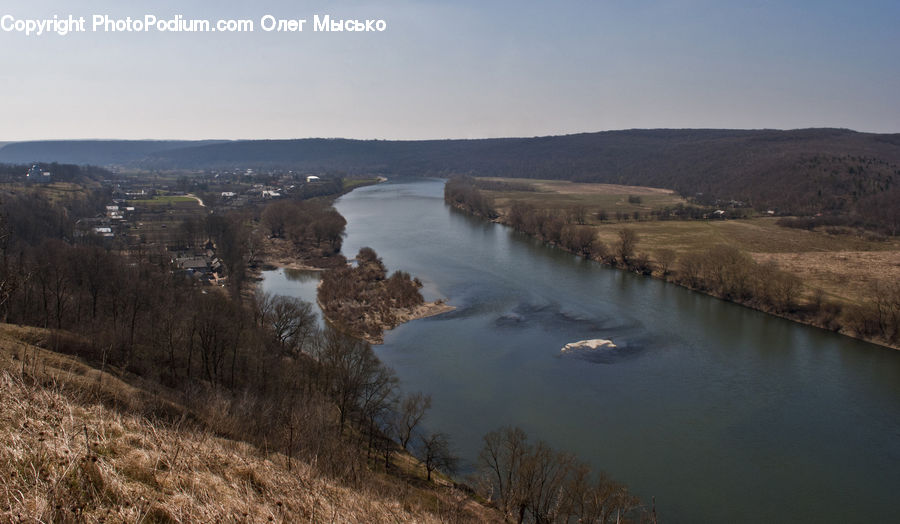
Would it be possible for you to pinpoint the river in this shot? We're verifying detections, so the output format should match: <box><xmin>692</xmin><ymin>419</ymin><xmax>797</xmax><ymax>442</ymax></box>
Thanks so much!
<box><xmin>261</xmin><ymin>178</ymin><xmax>900</xmax><ymax>523</ymax></box>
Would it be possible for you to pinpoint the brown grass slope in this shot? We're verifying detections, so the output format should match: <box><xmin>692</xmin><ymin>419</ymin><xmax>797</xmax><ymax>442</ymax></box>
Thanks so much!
<box><xmin>0</xmin><ymin>325</ymin><xmax>499</xmax><ymax>523</ymax></box>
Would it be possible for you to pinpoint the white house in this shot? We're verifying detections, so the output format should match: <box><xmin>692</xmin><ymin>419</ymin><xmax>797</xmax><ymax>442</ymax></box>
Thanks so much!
<box><xmin>93</xmin><ymin>227</ymin><xmax>113</xmax><ymax>237</ymax></box>
<box><xmin>306</xmin><ymin>175</ymin><xmax>321</xmax><ymax>183</ymax></box>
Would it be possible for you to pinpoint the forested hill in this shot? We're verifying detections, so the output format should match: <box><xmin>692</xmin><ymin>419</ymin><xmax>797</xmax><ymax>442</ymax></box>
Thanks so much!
<box><xmin>0</xmin><ymin>139</ymin><xmax>227</xmax><ymax>166</ymax></box>
<box><xmin>146</xmin><ymin>128</ymin><xmax>900</xmax><ymax>217</ymax></box>
<box><xmin>4</xmin><ymin>129</ymin><xmax>900</xmax><ymax>216</ymax></box>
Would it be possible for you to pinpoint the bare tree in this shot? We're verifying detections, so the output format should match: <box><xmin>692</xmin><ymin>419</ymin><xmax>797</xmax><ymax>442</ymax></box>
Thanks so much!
<box><xmin>315</xmin><ymin>328</ymin><xmax>392</xmax><ymax>434</ymax></box>
<box><xmin>656</xmin><ymin>248</ymin><xmax>677</xmax><ymax>276</ymax></box>
<box><xmin>616</xmin><ymin>228</ymin><xmax>638</xmax><ymax>265</ymax></box>
<box><xmin>0</xmin><ymin>212</ymin><xmax>14</xmax><ymax>321</ymax></box>
<box><xmin>394</xmin><ymin>392</ymin><xmax>432</xmax><ymax>450</ymax></box>
<box><xmin>479</xmin><ymin>426</ymin><xmax>530</xmax><ymax>519</ymax></box>
<box><xmin>264</xmin><ymin>293</ymin><xmax>317</xmax><ymax>355</ymax></box>
<box><xmin>418</xmin><ymin>432</ymin><xmax>458</xmax><ymax>481</ymax></box>
<box><xmin>478</xmin><ymin>426</ymin><xmax>643</xmax><ymax>523</ymax></box>
<box><xmin>572</xmin><ymin>205</ymin><xmax>588</xmax><ymax>225</ymax></box>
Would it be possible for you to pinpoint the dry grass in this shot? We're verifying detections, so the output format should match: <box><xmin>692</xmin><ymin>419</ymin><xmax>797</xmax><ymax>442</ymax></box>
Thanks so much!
<box><xmin>0</xmin><ymin>182</ymin><xmax>94</xmax><ymax>204</ymax></box>
<box><xmin>0</xmin><ymin>326</ymin><xmax>500</xmax><ymax>523</ymax></box>
<box><xmin>752</xmin><ymin>250</ymin><xmax>900</xmax><ymax>305</ymax></box>
<box><xmin>482</xmin><ymin>177</ymin><xmax>685</xmax><ymax>218</ymax></box>
<box><xmin>588</xmin><ymin>219</ymin><xmax>899</xmax><ymax>304</ymax></box>
<box><xmin>484</xmin><ymin>181</ymin><xmax>900</xmax><ymax>308</ymax></box>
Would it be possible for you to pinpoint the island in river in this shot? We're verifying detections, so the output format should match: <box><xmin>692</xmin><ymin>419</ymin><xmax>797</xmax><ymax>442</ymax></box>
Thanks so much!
<box><xmin>317</xmin><ymin>246</ymin><xmax>455</xmax><ymax>344</ymax></box>
<box><xmin>254</xmin><ymin>198</ymin><xmax>453</xmax><ymax>344</ymax></box>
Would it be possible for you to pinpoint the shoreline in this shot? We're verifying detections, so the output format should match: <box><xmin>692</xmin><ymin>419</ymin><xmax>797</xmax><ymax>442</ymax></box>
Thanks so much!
<box><xmin>253</xmin><ymin>251</ymin><xmax>456</xmax><ymax>346</ymax></box>
<box><xmin>250</xmin><ymin>177</ymin><xmax>456</xmax><ymax>345</ymax></box>
<box><xmin>253</xmin><ymin>259</ymin><xmax>457</xmax><ymax>345</ymax></box>
<box><xmin>447</xmin><ymin>200</ymin><xmax>899</xmax><ymax>352</ymax></box>
<box><xmin>319</xmin><ymin>296</ymin><xmax>456</xmax><ymax>345</ymax></box>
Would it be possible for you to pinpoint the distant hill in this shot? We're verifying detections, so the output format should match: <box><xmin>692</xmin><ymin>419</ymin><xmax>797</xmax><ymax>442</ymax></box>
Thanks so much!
<box><xmin>141</xmin><ymin>129</ymin><xmax>900</xmax><ymax>217</ymax></box>
<box><xmin>0</xmin><ymin>139</ymin><xmax>229</xmax><ymax>166</ymax></box>
<box><xmin>3</xmin><ymin>129</ymin><xmax>899</xmax><ymax>220</ymax></box>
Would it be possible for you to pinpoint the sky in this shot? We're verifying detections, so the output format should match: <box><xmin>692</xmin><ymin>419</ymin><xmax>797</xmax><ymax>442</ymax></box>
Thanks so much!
<box><xmin>2</xmin><ymin>0</ymin><xmax>899</xmax><ymax>140</ymax></box>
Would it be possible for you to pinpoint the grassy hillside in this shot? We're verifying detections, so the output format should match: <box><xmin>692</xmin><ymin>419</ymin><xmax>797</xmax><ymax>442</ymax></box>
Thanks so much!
<box><xmin>0</xmin><ymin>324</ymin><xmax>500</xmax><ymax>523</ymax></box>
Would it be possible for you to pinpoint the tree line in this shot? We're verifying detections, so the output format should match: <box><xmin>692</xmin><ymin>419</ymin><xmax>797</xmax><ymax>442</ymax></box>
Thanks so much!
<box><xmin>444</xmin><ymin>175</ymin><xmax>498</xmax><ymax>218</ymax></box>
<box><xmin>1</xmin><ymin>181</ymin><xmax>656</xmax><ymax>521</ymax></box>
<box><xmin>443</xmin><ymin>177</ymin><xmax>900</xmax><ymax>347</ymax></box>
<box><xmin>476</xmin><ymin>426</ymin><xmax>644</xmax><ymax>524</ymax></box>
<box><xmin>260</xmin><ymin>198</ymin><xmax>347</xmax><ymax>267</ymax></box>
<box><xmin>129</xmin><ymin>129</ymin><xmax>900</xmax><ymax>236</ymax></box>
<box><xmin>0</xmin><ymin>197</ymin><xmax>460</xmax><ymax>493</ymax></box>
<box><xmin>0</xmin><ymin>161</ymin><xmax>113</xmax><ymax>184</ymax></box>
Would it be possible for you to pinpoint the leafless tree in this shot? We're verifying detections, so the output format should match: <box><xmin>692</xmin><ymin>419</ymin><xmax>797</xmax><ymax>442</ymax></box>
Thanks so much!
<box><xmin>655</xmin><ymin>248</ymin><xmax>677</xmax><ymax>276</ymax></box>
<box><xmin>616</xmin><ymin>228</ymin><xmax>638</xmax><ymax>265</ymax></box>
<box><xmin>418</xmin><ymin>432</ymin><xmax>458</xmax><ymax>481</ymax></box>
<box><xmin>394</xmin><ymin>392</ymin><xmax>432</xmax><ymax>450</ymax></box>
<box><xmin>262</xmin><ymin>293</ymin><xmax>316</xmax><ymax>355</ymax></box>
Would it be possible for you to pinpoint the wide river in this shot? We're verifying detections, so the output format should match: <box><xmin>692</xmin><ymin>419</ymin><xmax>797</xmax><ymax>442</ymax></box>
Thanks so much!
<box><xmin>262</xmin><ymin>178</ymin><xmax>900</xmax><ymax>523</ymax></box>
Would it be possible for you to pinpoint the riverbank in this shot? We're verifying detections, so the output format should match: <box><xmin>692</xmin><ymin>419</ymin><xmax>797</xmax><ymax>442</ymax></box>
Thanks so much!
<box><xmin>255</xmin><ymin>238</ymin><xmax>456</xmax><ymax>345</ymax></box>
<box><xmin>316</xmin><ymin>291</ymin><xmax>455</xmax><ymax>345</ymax></box>
<box><xmin>445</xmin><ymin>177</ymin><xmax>900</xmax><ymax>351</ymax></box>
<box><xmin>363</xmin><ymin>300</ymin><xmax>456</xmax><ymax>345</ymax></box>
<box><xmin>280</xmin><ymin>177</ymin><xmax>900</xmax><ymax>524</ymax></box>
<box><xmin>252</xmin><ymin>179</ymin><xmax>455</xmax><ymax>344</ymax></box>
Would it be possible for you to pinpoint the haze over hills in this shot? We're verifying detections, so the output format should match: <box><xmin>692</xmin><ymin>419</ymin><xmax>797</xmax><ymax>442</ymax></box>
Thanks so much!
<box><xmin>0</xmin><ymin>139</ymin><xmax>227</xmax><ymax>166</ymax></box>
<box><xmin>3</xmin><ymin>129</ymin><xmax>899</xmax><ymax>219</ymax></box>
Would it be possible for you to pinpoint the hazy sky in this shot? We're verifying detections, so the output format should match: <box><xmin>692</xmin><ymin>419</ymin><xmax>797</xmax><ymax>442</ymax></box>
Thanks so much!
<box><xmin>2</xmin><ymin>0</ymin><xmax>898</xmax><ymax>140</ymax></box>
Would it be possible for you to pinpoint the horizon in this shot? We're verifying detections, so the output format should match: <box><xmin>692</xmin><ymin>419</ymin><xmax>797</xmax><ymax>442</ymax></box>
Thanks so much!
<box><xmin>2</xmin><ymin>1</ymin><xmax>898</xmax><ymax>141</ymax></box>
<box><xmin>2</xmin><ymin>126</ymin><xmax>897</xmax><ymax>145</ymax></box>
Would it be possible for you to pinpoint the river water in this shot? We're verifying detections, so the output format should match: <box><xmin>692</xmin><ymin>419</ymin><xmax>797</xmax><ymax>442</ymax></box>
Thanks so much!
<box><xmin>261</xmin><ymin>178</ymin><xmax>900</xmax><ymax>523</ymax></box>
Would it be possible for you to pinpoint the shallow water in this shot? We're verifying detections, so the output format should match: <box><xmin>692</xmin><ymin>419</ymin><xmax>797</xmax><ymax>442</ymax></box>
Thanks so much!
<box><xmin>262</xmin><ymin>178</ymin><xmax>900</xmax><ymax>523</ymax></box>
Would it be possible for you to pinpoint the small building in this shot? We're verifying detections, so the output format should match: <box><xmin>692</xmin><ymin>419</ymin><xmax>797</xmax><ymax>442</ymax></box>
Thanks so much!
<box><xmin>306</xmin><ymin>175</ymin><xmax>321</xmax><ymax>183</ymax></box>
<box><xmin>25</xmin><ymin>164</ymin><xmax>52</xmax><ymax>183</ymax></box>
<box><xmin>93</xmin><ymin>227</ymin><xmax>114</xmax><ymax>238</ymax></box>
<box><xmin>176</xmin><ymin>256</ymin><xmax>210</xmax><ymax>274</ymax></box>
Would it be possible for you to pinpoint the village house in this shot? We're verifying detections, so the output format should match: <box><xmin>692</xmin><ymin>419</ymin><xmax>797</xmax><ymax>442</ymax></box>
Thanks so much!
<box><xmin>25</xmin><ymin>164</ymin><xmax>52</xmax><ymax>184</ymax></box>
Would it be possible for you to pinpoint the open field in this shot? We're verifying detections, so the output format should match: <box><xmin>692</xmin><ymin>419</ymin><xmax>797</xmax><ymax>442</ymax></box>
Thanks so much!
<box><xmin>0</xmin><ymin>181</ymin><xmax>95</xmax><ymax>203</ymax></box>
<box><xmin>589</xmin><ymin>219</ymin><xmax>899</xmax><ymax>304</ymax></box>
<box><xmin>343</xmin><ymin>177</ymin><xmax>382</xmax><ymax>191</ymax></box>
<box><xmin>131</xmin><ymin>195</ymin><xmax>199</xmax><ymax>205</ymax></box>
<box><xmin>483</xmin><ymin>177</ymin><xmax>686</xmax><ymax>218</ymax></box>
<box><xmin>479</xmin><ymin>178</ymin><xmax>900</xmax><ymax>307</ymax></box>
<box><xmin>128</xmin><ymin>197</ymin><xmax>208</xmax><ymax>247</ymax></box>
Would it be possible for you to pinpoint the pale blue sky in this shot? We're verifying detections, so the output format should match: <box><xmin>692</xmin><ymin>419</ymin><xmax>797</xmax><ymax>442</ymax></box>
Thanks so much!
<box><xmin>2</xmin><ymin>0</ymin><xmax>898</xmax><ymax>140</ymax></box>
